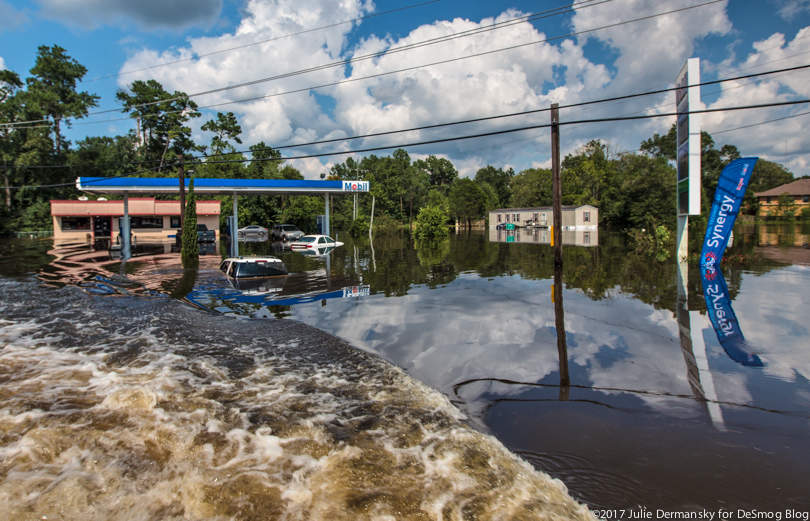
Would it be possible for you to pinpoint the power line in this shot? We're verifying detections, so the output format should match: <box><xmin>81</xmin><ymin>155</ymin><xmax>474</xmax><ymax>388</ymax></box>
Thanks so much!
<box><xmin>29</xmin><ymin>0</ymin><xmax>722</xmax><ymax>130</ymax></box>
<box><xmin>193</xmin><ymin>98</ymin><xmax>810</xmax><ymax>165</ymax></box>
<box><xmin>711</xmin><ymin>109</ymin><xmax>810</xmax><ymax>135</ymax></box>
<box><xmin>64</xmin><ymin>21</ymin><xmax>810</xmax><ymax>131</ymax></box>
<box><xmin>198</xmin><ymin>63</ymin><xmax>810</xmax><ymax>159</ymax></box>
<box><xmin>93</xmin><ymin>0</ymin><xmax>617</xmax><ymax>115</ymax></box>
<box><xmin>9</xmin><ymin>98</ymin><xmax>809</xmax><ymax>191</ymax></box>
<box><xmin>86</xmin><ymin>0</ymin><xmax>443</xmax><ymax>82</ymax></box>
<box><xmin>11</xmin><ymin>63</ymin><xmax>810</xmax><ymax>169</ymax></box>
<box><xmin>2</xmin><ymin>0</ymin><xmax>613</xmax><ymax>128</ymax></box>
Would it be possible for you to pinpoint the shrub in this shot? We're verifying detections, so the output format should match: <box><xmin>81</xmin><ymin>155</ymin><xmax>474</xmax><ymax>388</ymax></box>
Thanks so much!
<box><xmin>628</xmin><ymin>223</ymin><xmax>673</xmax><ymax>261</ymax></box>
<box><xmin>372</xmin><ymin>213</ymin><xmax>402</xmax><ymax>233</ymax></box>
<box><xmin>414</xmin><ymin>205</ymin><xmax>449</xmax><ymax>240</ymax></box>
<box><xmin>346</xmin><ymin>216</ymin><xmax>370</xmax><ymax>237</ymax></box>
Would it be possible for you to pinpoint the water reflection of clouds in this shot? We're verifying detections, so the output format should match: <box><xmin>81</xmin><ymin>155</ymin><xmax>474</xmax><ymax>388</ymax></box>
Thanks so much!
<box><xmin>291</xmin><ymin>274</ymin><xmax>704</xmax><ymax>418</ymax></box>
<box><xmin>728</xmin><ymin>266</ymin><xmax>810</xmax><ymax>387</ymax></box>
<box><xmin>291</xmin><ymin>262</ymin><xmax>810</xmax><ymax>424</ymax></box>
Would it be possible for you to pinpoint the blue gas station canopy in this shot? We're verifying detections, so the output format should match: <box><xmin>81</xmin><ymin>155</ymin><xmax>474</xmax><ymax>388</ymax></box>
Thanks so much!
<box><xmin>76</xmin><ymin>177</ymin><xmax>370</xmax><ymax>195</ymax></box>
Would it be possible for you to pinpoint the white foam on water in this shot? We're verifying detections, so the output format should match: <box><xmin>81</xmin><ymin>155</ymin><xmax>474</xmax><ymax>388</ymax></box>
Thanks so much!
<box><xmin>0</xmin><ymin>286</ymin><xmax>595</xmax><ymax>521</ymax></box>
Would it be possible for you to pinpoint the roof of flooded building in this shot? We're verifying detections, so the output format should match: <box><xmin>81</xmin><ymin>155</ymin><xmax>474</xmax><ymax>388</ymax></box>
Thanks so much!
<box><xmin>755</xmin><ymin>178</ymin><xmax>810</xmax><ymax>197</ymax></box>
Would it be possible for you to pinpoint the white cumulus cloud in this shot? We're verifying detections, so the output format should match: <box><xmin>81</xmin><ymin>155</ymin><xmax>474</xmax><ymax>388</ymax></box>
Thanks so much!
<box><xmin>115</xmin><ymin>0</ymin><xmax>810</xmax><ymax>177</ymax></box>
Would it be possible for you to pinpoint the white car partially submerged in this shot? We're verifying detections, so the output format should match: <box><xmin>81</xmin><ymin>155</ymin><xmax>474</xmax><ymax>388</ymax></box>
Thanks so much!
<box><xmin>220</xmin><ymin>256</ymin><xmax>288</xmax><ymax>278</ymax></box>
<box><xmin>288</xmin><ymin>235</ymin><xmax>344</xmax><ymax>251</ymax></box>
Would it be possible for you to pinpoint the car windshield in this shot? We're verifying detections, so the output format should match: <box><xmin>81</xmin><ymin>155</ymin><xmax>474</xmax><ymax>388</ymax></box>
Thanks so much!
<box><xmin>298</xmin><ymin>236</ymin><xmax>317</xmax><ymax>243</ymax></box>
<box><xmin>235</xmin><ymin>262</ymin><xmax>282</xmax><ymax>277</ymax></box>
<box><xmin>282</xmin><ymin>225</ymin><xmax>298</xmax><ymax>231</ymax></box>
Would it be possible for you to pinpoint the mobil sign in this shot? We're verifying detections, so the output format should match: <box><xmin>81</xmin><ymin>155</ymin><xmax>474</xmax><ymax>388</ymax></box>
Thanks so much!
<box><xmin>342</xmin><ymin>180</ymin><xmax>369</xmax><ymax>192</ymax></box>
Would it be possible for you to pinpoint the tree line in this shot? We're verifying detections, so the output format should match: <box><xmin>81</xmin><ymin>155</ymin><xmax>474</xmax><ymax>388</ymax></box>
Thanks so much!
<box><xmin>0</xmin><ymin>45</ymin><xmax>800</xmax><ymax>237</ymax></box>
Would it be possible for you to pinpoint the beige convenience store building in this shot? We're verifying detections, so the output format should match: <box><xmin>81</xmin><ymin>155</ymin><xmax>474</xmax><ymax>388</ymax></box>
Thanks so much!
<box><xmin>50</xmin><ymin>198</ymin><xmax>221</xmax><ymax>241</ymax></box>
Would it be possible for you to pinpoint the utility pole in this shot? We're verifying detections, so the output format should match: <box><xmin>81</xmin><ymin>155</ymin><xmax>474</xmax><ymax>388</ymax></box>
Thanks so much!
<box><xmin>550</xmin><ymin>103</ymin><xmax>568</xmax><ymax>392</ymax></box>
<box><xmin>551</xmin><ymin>103</ymin><xmax>562</xmax><ymax>267</ymax></box>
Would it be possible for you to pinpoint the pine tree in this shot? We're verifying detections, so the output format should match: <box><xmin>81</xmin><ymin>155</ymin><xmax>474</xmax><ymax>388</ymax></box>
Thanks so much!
<box><xmin>181</xmin><ymin>177</ymin><xmax>199</xmax><ymax>267</ymax></box>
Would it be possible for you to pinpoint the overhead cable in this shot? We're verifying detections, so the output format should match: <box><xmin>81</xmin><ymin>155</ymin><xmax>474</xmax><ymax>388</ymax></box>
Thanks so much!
<box><xmin>1</xmin><ymin>0</ymin><xmax>614</xmax><ymax>127</ymax></box>
<box><xmin>216</xmin><ymin>63</ymin><xmax>810</xmax><ymax>157</ymax></box>
<box><xmin>193</xmin><ymin>98</ymin><xmax>810</xmax><ymax>165</ymax></box>
<box><xmin>712</xmin><ymin>109</ymin><xmax>810</xmax><ymax>135</ymax></box>
<box><xmin>9</xmin><ymin>98</ymin><xmax>809</xmax><ymax>190</ymax></box>
<box><xmin>87</xmin><ymin>0</ymin><xmax>443</xmax><ymax>82</ymax></box>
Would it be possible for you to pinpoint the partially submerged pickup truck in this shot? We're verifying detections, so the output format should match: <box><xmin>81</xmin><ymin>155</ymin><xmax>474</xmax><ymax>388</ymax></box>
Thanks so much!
<box><xmin>196</xmin><ymin>224</ymin><xmax>216</xmax><ymax>243</ymax></box>
<box><xmin>175</xmin><ymin>224</ymin><xmax>216</xmax><ymax>243</ymax></box>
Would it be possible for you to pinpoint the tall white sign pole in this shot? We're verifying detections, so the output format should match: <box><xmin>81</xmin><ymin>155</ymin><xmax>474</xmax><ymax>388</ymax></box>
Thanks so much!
<box><xmin>676</xmin><ymin>58</ymin><xmax>701</xmax><ymax>262</ymax></box>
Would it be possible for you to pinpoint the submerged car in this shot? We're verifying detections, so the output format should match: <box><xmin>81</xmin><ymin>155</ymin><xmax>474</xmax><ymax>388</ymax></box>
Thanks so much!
<box><xmin>271</xmin><ymin>224</ymin><xmax>305</xmax><ymax>242</ymax></box>
<box><xmin>219</xmin><ymin>256</ymin><xmax>288</xmax><ymax>278</ymax></box>
<box><xmin>289</xmin><ymin>235</ymin><xmax>344</xmax><ymax>251</ymax></box>
<box><xmin>237</xmin><ymin>225</ymin><xmax>268</xmax><ymax>240</ymax></box>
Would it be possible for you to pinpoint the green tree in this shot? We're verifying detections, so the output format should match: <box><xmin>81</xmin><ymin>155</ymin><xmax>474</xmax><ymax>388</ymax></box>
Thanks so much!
<box><xmin>510</xmin><ymin>168</ymin><xmax>552</xmax><ymax>208</ymax></box>
<box><xmin>1</xmin><ymin>68</ymin><xmax>24</xmax><ymax>210</ymax></box>
<box><xmin>640</xmin><ymin>124</ymin><xmax>676</xmax><ymax>161</ymax></box>
<box><xmin>414</xmin><ymin>155</ymin><xmax>458</xmax><ymax>192</ymax></box>
<box><xmin>26</xmin><ymin>45</ymin><xmax>99</xmax><ymax>154</ymax></box>
<box><xmin>202</xmin><ymin>111</ymin><xmax>242</xmax><ymax>156</ymax></box>
<box><xmin>474</xmin><ymin>165</ymin><xmax>513</xmax><ymax>208</ymax></box>
<box><xmin>116</xmin><ymin>79</ymin><xmax>201</xmax><ymax>171</ymax></box>
<box><xmin>280</xmin><ymin>195</ymin><xmax>324</xmax><ymax>233</ymax></box>
<box><xmin>561</xmin><ymin>140</ymin><xmax>613</xmax><ymax>207</ymax></box>
<box><xmin>181</xmin><ymin>177</ymin><xmax>199</xmax><ymax>266</ymax></box>
<box><xmin>606</xmin><ymin>153</ymin><xmax>676</xmax><ymax>230</ymax></box>
<box><xmin>67</xmin><ymin>135</ymin><xmax>140</xmax><ymax>178</ymax></box>
<box><xmin>448</xmin><ymin>178</ymin><xmax>488</xmax><ymax>227</ymax></box>
<box><xmin>745</xmin><ymin>159</ymin><xmax>794</xmax><ymax>213</ymax></box>
<box><xmin>0</xmin><ymin>69</ymin><xmax>22</xmax><ymax>104</ymax></box>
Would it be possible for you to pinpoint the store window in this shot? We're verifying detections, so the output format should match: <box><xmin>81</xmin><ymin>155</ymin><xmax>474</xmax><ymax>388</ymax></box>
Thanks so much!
<box><xmin>61</xmin><ymin>217</ymin><xmax>91</xmax><ymax>230</ymax></box>
<box><xmin>130</xmin><ymin>216</ymin><xmax>163</xmax><ymax>229</ymax></box>
<box><xmin>170</xmin><ymin>216</ymin><xmax>181</xmax><ymax>228</ymax></box>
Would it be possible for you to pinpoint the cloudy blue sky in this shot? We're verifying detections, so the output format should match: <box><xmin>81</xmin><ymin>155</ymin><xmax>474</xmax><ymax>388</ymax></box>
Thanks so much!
<box><xmin>1</xmin><ymin>0</ymin><xmax>809</xmax><ymax>178</ymax></box>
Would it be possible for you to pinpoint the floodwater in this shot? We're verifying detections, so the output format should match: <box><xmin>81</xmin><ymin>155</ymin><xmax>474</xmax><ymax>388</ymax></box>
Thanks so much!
<box><xmin>1</xmin><ymin>222</ymin><xmax>809</xmax><ymax>518</ymax></box>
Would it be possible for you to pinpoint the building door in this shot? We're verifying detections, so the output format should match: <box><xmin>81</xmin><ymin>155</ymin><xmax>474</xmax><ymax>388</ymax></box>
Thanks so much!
<box><xmin>93</xmin><ymin>216</ymin><xmax>111</xmax><ymax>238</ymax></box>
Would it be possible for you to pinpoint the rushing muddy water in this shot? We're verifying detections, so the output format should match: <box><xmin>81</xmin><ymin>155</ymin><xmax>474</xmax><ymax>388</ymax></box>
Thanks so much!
<box><xmin>0</xmin><ymin>274</ymin><xmax>592</xmax><ymax>520</ymax></box>
<box><xmin>1</xmin><ymin>223</ymin><xmax>810</xmax><ymax>517</ymax></box>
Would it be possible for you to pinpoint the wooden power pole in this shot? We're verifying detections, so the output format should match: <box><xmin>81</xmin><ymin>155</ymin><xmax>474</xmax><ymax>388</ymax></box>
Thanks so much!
<box><xmin>550</xmin><ymin>103</ymin><xmax>568</xmax><ymax>389</ymax></box>
<box><xmin>551</xmin><ymin>103</ymin><xmax>562</xmax><ymax>267</ymax></box>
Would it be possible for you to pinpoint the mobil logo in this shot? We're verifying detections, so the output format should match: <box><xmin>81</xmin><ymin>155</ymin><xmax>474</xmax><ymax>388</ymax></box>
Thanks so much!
<box><xmin>342</xmin><ymin>180</ymin><xmax>369</xmax><ymax>192</ymax></box>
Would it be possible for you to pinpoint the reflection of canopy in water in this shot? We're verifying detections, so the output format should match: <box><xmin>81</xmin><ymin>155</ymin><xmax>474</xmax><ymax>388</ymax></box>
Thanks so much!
<box><xmin>186</xmin><ymin>283</ymin><xmax>371</xmax><ymax>310</ymax></box>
